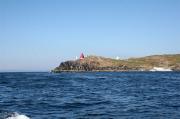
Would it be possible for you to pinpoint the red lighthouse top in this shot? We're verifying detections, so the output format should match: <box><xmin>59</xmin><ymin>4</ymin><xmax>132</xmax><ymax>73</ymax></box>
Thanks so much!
<box><xmin>80</xmin><ymin>53</ymin><xmax>85</xmax><ymax>60</ymax></box>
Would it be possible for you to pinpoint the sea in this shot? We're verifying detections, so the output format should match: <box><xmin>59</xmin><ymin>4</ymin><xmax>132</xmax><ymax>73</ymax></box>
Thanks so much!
<box><xmin>0</xmin><ymin>72</ymin><xmax>180</xmax><ymax>119</ymax></box>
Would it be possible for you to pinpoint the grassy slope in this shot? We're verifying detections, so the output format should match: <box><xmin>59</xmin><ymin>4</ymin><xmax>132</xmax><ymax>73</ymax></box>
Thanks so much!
<box><xmin>82</xmin><ymin>54</ymin><xmax>180</xmax><ymax>70</ymax></box>
<box><xmin>53</xmin><ymin>54</ymin><xmax>180</xmax><ymax>72</ymax></box>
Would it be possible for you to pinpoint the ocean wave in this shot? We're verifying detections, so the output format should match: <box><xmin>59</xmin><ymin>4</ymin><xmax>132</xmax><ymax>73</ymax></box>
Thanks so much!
<box><xmin>150</xmin><ymin>67</ymin><xmax>172</xmax><ymax>71</ymax></box>
<box><xmin>5</xmin><ymin>112</ymin><xmax>30</xmax><ymax>119</ymax></box>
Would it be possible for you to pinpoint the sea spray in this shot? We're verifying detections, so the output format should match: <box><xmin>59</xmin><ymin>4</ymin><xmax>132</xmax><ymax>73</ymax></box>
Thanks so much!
<box><xmin>6</xmin><ymin>112</ymin><xmax>30</xmax><ymax>119</ymax></box>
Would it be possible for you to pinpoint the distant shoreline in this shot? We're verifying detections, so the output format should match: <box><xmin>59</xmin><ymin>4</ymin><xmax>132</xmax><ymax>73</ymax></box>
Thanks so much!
<box><xmin>52</xmin><ymin>54</ymin><xmax>180</xmax><ymax>72</ymax></box>
<box><xmin>52</xmin><ymin>70</ymin><xmax>179</xmax><ymax>73</ymax></box>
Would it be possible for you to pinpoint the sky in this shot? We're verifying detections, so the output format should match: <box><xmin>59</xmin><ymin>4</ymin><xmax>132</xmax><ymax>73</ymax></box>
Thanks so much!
<box><xmin>0</xmin><ymin>0</ymin><xmax>180</xmax><ymax>72</ymax></box>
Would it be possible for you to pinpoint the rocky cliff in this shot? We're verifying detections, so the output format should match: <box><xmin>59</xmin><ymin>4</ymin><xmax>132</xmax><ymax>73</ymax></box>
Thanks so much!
<box><xmin>52</xmin><ymin>54</ymin><xmax>180</xmax><ymax>72</ymax></box>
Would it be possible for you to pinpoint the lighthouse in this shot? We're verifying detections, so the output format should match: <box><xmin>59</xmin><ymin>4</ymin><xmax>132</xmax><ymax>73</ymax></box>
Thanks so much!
<box><xmin>80</xmin><ymin>53</ymin><xmax>85</xmax><ymax>60</ymax></box>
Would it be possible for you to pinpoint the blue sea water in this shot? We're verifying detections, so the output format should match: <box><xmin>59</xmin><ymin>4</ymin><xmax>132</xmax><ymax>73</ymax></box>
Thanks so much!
<box><xmin>0</xmin><ymin>72</ymin><xmax>180</xmax><ymax>119</ymax></box>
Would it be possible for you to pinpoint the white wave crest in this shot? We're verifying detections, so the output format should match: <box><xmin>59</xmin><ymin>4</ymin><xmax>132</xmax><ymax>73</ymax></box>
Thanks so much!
<box><xmin>6</xmin><ymin>112</ymin><xmax>30</xmax><ymax>119</ymax></box>
<box><xmin>150</xmin><ymin>67</ymin><xmax>172</xmax><ymax>71</ymax></box>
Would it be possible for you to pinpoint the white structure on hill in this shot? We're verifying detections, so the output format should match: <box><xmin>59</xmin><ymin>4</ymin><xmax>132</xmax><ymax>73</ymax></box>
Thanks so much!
<box><xmin>116</xmin><ymin>56</ymin><xmax>120</xmax><ymax>60</ymax></box>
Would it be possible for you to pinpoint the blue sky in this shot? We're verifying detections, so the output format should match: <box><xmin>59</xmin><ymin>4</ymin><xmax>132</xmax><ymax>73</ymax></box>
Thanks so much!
<box><xmin>0</xmin><ymin>0</ymin><xmax>180</xmax><ymax>71</ymax></box>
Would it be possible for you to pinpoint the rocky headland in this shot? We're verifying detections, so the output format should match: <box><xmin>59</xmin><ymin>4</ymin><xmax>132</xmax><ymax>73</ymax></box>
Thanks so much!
<box><xmin>52</xmin><ymin>54</ymin><xmax>180</xmax><ymax>72</ymax></box>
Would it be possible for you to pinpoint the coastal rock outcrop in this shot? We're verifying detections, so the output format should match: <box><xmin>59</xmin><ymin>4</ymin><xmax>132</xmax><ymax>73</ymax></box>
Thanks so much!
<box><xmin>52</xmin><ymin>54</ymin><xmax>180</xmax><ymax>72</ymax></box>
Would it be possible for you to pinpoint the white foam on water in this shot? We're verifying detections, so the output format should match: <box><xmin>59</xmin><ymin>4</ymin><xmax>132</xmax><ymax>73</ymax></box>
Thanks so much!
<box><xmin>150</xmin><ymin>67</ymin><xmax>172</xmax><ymax>71</ymax></box>
<box><xmin>6</xmin><ymin>112</ymin><xmax>30</xmax><ymax>119</ymax></box>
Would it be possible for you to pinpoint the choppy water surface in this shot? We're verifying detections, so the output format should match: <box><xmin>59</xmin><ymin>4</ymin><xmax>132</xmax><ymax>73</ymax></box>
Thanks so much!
<box><xmin>0</xmin><ymin>72</ymin><xmax>180</xmax><ymax>119</ymax></box>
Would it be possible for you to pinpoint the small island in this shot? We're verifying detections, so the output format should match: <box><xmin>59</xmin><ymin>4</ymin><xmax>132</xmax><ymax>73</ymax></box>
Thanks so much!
<box><xmin>52</xmin><ymin>54</ymin><xmax>180</xmax><ymax>72</ymax></box>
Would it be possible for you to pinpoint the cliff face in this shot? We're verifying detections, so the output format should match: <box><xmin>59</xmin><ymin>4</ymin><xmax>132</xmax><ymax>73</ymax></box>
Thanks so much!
<box><xmin>52</xmin><ymin>54</ymin><xmax>180</xmax><ymax>72</ymax></box>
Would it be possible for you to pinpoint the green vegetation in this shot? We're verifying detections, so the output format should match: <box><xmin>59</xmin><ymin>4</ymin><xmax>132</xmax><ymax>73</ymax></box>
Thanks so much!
<box><xmin>53</xmin><ymin>54</ymin><xmax>180</xmax><ymax>72</ymax></box>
